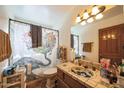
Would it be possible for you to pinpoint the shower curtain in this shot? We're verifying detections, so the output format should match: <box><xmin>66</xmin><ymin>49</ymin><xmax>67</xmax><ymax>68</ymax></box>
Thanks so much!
<box><xmin>10</xmin><ymin>20</ymin><xmax>59</xmax><ymax>68</ymax></box>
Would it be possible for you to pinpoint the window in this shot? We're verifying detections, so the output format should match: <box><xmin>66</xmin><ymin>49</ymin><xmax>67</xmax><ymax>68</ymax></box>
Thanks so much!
<box><xmin>71</xmin><ymin>34</ymin><xmax>79</xmax><ymax>55</ymax></box>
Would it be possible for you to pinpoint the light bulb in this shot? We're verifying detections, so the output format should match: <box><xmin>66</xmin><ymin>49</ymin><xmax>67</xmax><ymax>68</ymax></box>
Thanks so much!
<box><xmin>103</xmin><ymin>36</ymin><xmax>106</xmax><ymax>39</ymax></box>
<box><xmin>95</xmin><ymin>13</ymin><xmax>103</xmax><ymax>20</ymax></box>
<box><xmin>87</xmin><ymin>17</ymin><xmax>94</xmax><ymax>23</ymax></box>
<box><xmin>83</xmin><ymin>11</ymin><xmax>89</xmax><ymax>19</ymax></box>
<box><xmin>107</xmin><ymin>34</ymin><xmax>111</xmax><ymax>38</ymax></box>
<box><xmin>80</xmin><ymin>21</ymin><xmax>86</xmax><ymax>26</ymax></box>
<box><xmin>111</xmin><ymin>34</ymin><xmax>116</xmax><ymax>39</ymax></box>
<box><xmin>92</xmin><ymin>6</ymin><xmax>100</xmax><ymax>15</ymax></box>
<box><xmin>76</xmin><ymin>15</ymin><xmax>81</xmax><ymax>23</ymax></box>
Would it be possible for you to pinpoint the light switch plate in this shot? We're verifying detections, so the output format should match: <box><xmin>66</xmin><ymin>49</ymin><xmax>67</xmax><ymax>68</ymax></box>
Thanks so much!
<box><xmin>122</xmin><ymin>59</ymin><xmax>124</xmax><ymax>64</ymax></box>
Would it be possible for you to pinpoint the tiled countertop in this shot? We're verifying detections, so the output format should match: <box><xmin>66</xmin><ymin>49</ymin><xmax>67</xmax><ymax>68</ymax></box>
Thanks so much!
<box><xmin>56</xmin><ymin>62</ymin><xmax>120</xmax><ymax>88</ymax></box>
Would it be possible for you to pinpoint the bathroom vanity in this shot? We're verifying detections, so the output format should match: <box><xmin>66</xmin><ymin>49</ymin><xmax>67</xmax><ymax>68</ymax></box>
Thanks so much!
<box><xmin>56</xmin><ymin>62</ymin><xmax>121</xmax><ymax>88</ymax></box>
<box><xmin>57</xmin><ymin>68</ymin><xmax>88</xmax><ymax>88</ymax></box>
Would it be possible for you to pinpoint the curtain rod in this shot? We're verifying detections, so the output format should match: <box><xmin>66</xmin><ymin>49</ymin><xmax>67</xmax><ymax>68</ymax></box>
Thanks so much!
<box><xmin>9</xmin><ymin>18</ymin><xmax>59</xmax><ymax>32</ymax></box>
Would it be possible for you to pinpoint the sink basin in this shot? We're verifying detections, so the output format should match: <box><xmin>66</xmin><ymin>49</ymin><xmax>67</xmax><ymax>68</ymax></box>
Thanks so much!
<box><xmin>71</xmin><ymin>66</ymin><xmax>94</xmax><ymax>78</ymax></box>
<box><xmin>71</xmin><ymin>66</ymin><xmax>84</xmax><ymax>73</ymax></box>
<box><xmin>62</xmin><ymin>64</ymin><xmax>68</xmax><ymax>67</ymax></box>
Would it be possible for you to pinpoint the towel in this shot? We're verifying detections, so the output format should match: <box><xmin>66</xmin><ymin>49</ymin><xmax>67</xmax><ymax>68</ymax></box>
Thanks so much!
<box><xmin>83</xmin><ymin>42</ymin><xmax>92</xmax><ymax>52</ymax></box>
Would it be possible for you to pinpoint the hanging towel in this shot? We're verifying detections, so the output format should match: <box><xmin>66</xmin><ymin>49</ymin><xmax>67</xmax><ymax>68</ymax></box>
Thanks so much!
<box><xmin>83</xmin><ymin>42</ymin><xmax>92</xmax><ymax>52</ymax></box>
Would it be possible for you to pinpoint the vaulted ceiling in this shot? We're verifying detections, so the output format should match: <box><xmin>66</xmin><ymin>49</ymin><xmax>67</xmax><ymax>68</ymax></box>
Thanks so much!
<box><xmin>0</xmin><ymin>5</ymin><xmax>119</xmax><ymax>30</ymax></box>
<box><xmin>0</xmin><ymin>5</ymin><xmax>77</xmax><ymax>29</ymax></box>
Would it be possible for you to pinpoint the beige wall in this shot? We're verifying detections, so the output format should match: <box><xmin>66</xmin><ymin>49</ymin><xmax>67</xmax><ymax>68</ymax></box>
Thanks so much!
<box><xmin>59</xmin><ymin>15</ymin><xmax>72</xmax><ymax>61</ymax></box>
<box><xmin>76</xmin><ymin>14</ymin><xmax>124</xmax><ymax>62</ymax></box>
<box><xmin>0</xmin><ymin>17</ymin><xmax>8</xmax><ymax>33</ymax></box>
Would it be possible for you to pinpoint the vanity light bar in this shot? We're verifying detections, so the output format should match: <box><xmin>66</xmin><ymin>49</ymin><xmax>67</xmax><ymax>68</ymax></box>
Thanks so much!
<box><xmin>76</xmin><ymin>6</ymin><xmax>106</xmax><ymax>25</ymax></box>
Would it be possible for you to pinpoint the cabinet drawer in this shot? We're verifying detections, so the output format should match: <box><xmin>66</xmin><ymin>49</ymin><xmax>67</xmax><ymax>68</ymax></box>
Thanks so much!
<box><xmin>64</xmin><ymin>74</ymin><xmax>86</xmax><ymax>88</ymax></box>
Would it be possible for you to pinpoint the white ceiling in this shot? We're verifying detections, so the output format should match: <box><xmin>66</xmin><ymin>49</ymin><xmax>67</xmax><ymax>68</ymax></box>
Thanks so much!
<box><xmin>0</xmin><ymin>5</ymin><xmax>77</xmax><ymax>29</ymax></box>
<box><xmin>0</xmin><ymin>5</ymin><xmax>120</xmax><ymax>30</ymax></box>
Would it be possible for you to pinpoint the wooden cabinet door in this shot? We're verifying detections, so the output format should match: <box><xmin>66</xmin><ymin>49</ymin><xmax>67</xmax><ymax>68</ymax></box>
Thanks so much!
<box><xmin>99</xmin><ymin>29</ymin><xmax>107</xmax><ymax>56</ymax></box>
<box><xmin>120</xmin><ymin>26</ymin><xmax>124</xmax><ymax>58</ymax></box>
<box><xmin>99</xmin><ymin>24</ymin><xmax>124</xmax><ymax>64</ymax></box>
<box><xmin>99</xmin><ymin>28</ymin><xmax>121</xmax><ymax>56</ymax></box>
<box><xmin>108</xmin><ymin>28</ymin><xmax>121</xmax><ymax>57</ymax></box>
<box><xmin>57</xmin><ymin>78</ymin><xmax>69</xmax><ymax>88</ymax></box>
<box><xmin>0</xmin><ymin>30</ymin><xmax>12</xmax><ymax>62</ymax></box>
<box><xmin>57</xmin><ymin>69</ymin><xmax>64</xmax><ymax>80</ymax></box>
<box><xmin>63</xmin><ymin>74</ymin><xmax>86</xmax><ymax>88</ymax></box>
